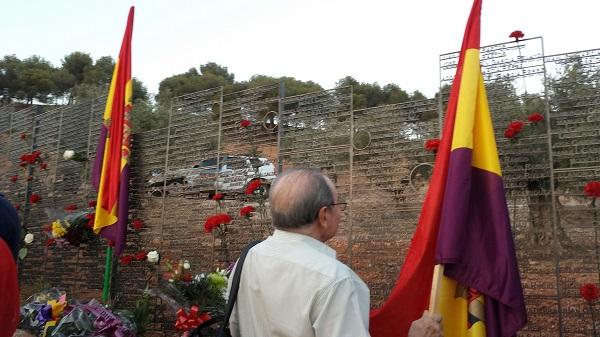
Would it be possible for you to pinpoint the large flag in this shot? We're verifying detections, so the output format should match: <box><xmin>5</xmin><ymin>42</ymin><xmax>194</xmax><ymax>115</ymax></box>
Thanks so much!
<box><xmin>92</xmin><ymin>6</ymin><xmax>134</xmax><ymax>257</ymax></box>
<box><xmin>369</xmin><ymin>1</ymin><xmax>526</xmax><ymax>336</ymax></box>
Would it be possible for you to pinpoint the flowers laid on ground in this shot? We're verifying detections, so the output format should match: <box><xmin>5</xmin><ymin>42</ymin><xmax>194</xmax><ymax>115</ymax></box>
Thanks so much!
<box><xmin>509</xmin><ymin>30</ymin><xmax>524</xmax><ymax>41</ymax></box>
<box><xmin>240</xmin><ymin>119</ymin><xmax>252</xmax><ymax>128</ymax></box>
<box><xmin>585</xmin><ymin>181</ymin><xmax>600</xmax><ymax>198</ymax></box>
<box><xmin>44</xmin><ymin>209</ymin><xmax>98</xmax><ymax>247</ymax></box>
<box><xmin>154</xmin><ymin>259</ymin><xmax>231</xmax><ymax>334</ymax></box>
<box><xmin>424</xmin><ymin>138</ymin><xmax>441</xmax><ymax>153</ymax></box>
<box><xmin>19</xmin><ymin>288</ymin><xmax>137</xmax><ymax>337</ymax></box>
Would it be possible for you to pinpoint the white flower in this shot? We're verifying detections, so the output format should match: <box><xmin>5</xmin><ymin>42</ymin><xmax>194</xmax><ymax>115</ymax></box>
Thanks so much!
<box><xmin>147</xmin><ymin>250</ymin><xmax>160</xmax><ymax>263</ymax></box>
<box><xmin>183</xmin><ymin>261</ymin><xmax>191</xmax><ymax>270</ymax></box>
<box><xmin>63</xmin><ymin>150</ymin><xmax>75</xmax><ymax>160</ymax></box>
<box><xmin>24</xmin><ymin>233</ymin><xmax>34</xmax><ymax>244</ymax></box>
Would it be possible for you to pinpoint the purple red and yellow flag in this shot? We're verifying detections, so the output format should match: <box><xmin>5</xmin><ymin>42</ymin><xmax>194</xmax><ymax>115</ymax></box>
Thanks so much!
<box><xmin>369</xmin><ymin>1</ymin><xmax>526</xmax><ymax>336</ymax></box>
<box><xmin>434</xmin><ymin>0</ymin><xmax>527</xmax><ymax>336</ymax></box>
<box><xmin>92</xmin><ymin>6</ymin><xmax>134</xmax><ymax>256</ymax></box>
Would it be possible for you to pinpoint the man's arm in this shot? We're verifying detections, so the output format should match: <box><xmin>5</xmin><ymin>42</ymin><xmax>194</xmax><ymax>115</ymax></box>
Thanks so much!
<box><xmin>311</xmin><ymin>277</ymin><xmax>370</xmax><ymax>337</ymax></box>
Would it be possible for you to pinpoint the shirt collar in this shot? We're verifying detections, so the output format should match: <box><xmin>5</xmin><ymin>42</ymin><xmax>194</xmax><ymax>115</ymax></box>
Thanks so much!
<box><xmin>272</xmin><ymin>229</ymin><xmax>337</xmax><ymax>258</ymax></box>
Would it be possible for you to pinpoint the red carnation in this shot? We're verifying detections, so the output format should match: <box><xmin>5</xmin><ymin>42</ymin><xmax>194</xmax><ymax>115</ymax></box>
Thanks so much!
<box><xmin>204</xmin><ymin>213</ymin><xmax>232</xmax><ymax>233</ymax></box>
<box><xmin>182</xmin><ymin>273</ymin><xmax>193</xmax><ymax>283</ymax></box>
<box><xmin>132</xmin><ymin>219</ymin><xmax>144</xmax><ymax>230</ymax></box>
<box><xmin>88</xmin><ymin>199</ymin><xmax>97</xmax><ymax>208</ymax></box>
<box><xmin>505</xmin><ymin>120</ymin><xmax>525</xmax><ymax>139</ymax></box>
<box><xmin>580</xmin><ymin>283</ymin><xmax>600</xmax><ymax>302</ymax></box>
<box><xmin>120</xmin><ymin>255</ymin><xmax>134</xmax><ymax>265</ymax></box>
<box><xmin>64</xmin><ymin>204</ymin><xmax>78</xmax><ymax>211</ymax></box>
<box><xmin>85</xmin><ymin>213</ymin><xmax>95</xmax><ymax>228</ymax></box>
<box><xmin>425</xmin><ymin>138</ymin><xmax>441</xmax><ymax>153</ymax></box>
<box><xmin>584</xmin><ymin>181</ymin><xmax>600</xmax><ymax>198</ymax></box>
<box><xmin>240</xmin><ymin>119</ymin><xmax>252</xmax><ymax>128</ymax></box>
<box><xmin>14</xmin><ymin>204</ymin><xmax>20</xmax><ymax>211</ymax></box>
<box><xmin>27</xmin><ymin>176</ymin><xmax>33</xmax><ymax>181</ymax></box>
<box><xmin>46</xmin><ymin>238</ymin><xmax>55</xmax><ymax>247</ymax></box>
<box><xmin>20</xmin><ymin>133</ymin><xmax>27</xmax><ymax>140</ymax></box>
<box><xmin>10</xmin><ymin>175</ymin><xmax>18</xmax><ymax>183</ymax></box>
<box><xmin>508</xmin><ymin>121</ymin><xmax>524</xmax><ymax>133</ymax></box>
<box><xmin>509</xmin><ymin>30</ymin><xmax>524</xmax><ymax>41</ymax></box>
<box><xmin>29</xmin><ymin>193</ymin><xmax>41</xmax><ymax>204</ymax></box>
<box><xmin>39</xmin><ymin>162</ymin><xmax>48</xmax><ymax>170</ymax></box>
<box><xmin>212</xmin><ymin>193</ymin><xmax>224</xmax><ymax>201</ymax></box>
<box><xmin>134</xmin><ymin>251</ymin><xmax>147</xmax><ymax>261</ymax></box>
<box><xmin>240</xmin><ymin>205</ymin><xmax>255</xmax><ymax>218</ymax></box>
<box><xmin>527</xmin><ymin>112</ymin><xmax>544</xmax><ymax>123</ymax></box>
<box><xmin>245</xmin><ymin>179</ymin><xmax>262</xmax><ymax>195</ymax></box>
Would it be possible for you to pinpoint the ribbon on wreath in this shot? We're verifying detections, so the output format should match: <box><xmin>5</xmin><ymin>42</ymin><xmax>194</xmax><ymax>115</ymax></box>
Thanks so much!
<box><xmin>175</xmin><ymin>305</ymin><xmax>212</xmax><ymax>332</ymax></box>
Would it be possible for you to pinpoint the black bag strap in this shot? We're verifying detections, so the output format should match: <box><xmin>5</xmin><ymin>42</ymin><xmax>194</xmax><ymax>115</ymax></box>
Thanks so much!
<box><xmin>219</xmin><ymin>240</ymin><xmax>262</xmax><ymax>336</ymax></box>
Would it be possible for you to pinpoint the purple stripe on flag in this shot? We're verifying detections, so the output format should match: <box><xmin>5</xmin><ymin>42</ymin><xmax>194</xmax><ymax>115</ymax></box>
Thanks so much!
<box><xmin>92</xmin><ymin>125</ymin><xmax>108</xmax><ymax>190</ymax></box>
<box><xmin>99</xmin><ymin>164</ymin><xmax>129</xmax><ymax>256</ymax></box>
<box><xmin>436</xmin><ymin>147</ymin><xmax>527</xmax><ymax>336</ymax></box>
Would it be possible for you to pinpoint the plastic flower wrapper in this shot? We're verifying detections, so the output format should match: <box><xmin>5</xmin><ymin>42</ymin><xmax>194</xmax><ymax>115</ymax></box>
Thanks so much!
<box><xmin>52</xmin><ymin>299</ymin><xmax>137</xmax><ymax>337</ymax></box>
<box><xmin>19</xmin><ymin>288</ymin><xmax>66</xmax><ymax>333</ymax></box>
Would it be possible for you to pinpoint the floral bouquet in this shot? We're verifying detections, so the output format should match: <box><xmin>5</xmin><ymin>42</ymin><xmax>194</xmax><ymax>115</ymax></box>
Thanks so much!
<box><xmin>19</xmin><ymin>289</ymin><xmax>136</xmax><ymax>337</ymax></box>
<box><xmin>149</xmin><ymin>259</ymin><xmax>231</xmax><ymax>336</ymax></box>
<box><xmin>44</xmin><ymin>208</ymin><xmax>97</xmax><ymax>247</ymax></box>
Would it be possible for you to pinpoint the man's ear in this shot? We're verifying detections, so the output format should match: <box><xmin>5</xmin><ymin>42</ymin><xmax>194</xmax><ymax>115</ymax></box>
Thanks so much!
<box><xmin>316</xmin><ymin>206</ymin><xmax>329</xmax><ymax>228</ymax></box>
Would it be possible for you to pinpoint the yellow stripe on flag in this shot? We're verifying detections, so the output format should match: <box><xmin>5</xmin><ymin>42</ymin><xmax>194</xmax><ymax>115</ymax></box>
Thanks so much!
<box><xmin>471</xmin><ymin>73</ymin><xmax>501</xmax><ymax>176</ymax></box>
<box><xmin>451</xmin><ymin>49</ymin><xmax>480</xmax><ymax>152</ymax></box>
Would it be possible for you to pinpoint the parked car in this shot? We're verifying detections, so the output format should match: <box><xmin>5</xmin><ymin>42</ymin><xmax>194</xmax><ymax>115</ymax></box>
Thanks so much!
<box><xmin>147</xmin><ymin>155</ymin><xmax>276</xmax><ymax>197</ymax></box>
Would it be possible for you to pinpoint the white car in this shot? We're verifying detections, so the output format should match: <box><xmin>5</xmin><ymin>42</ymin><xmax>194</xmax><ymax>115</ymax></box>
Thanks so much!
<box><xmin>147</xmin><ymin>156</ymin><xmax>276</xmax><ymax>197</ymax></box>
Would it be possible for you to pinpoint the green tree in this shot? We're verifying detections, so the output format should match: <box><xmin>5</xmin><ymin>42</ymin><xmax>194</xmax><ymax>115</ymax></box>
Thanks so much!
<box><xmin>16</xmin><ymin>56</ymin><xmax>55</xmax><ymax>103</ymax></box>
<box><xmin>83</xmin><ymin>56</ymin><xmax>115</xmax><ymax>86</ymax></box>
<box><xmin>0</xmin><ymin>55</ymin><xmax>22</xmax><ymax>101</ymax></box>
<box><xmin>51</xmin><ymin>68</ymin><xmax>76</xmax><ymax>101</ymax></box>
<box><xmin>156</xmin><ymin>62</ymin><xmax>245</xmax><ymax>105</ymax></box>
<box><xmin>62</xmin><ymin>52</ymin><xmax>93</xmax><ymax>84</ymax></box>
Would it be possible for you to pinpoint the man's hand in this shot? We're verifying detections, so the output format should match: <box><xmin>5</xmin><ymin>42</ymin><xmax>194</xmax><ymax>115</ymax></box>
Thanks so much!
<box><xmin>408</xmin><ymin>310</ymin><xmax>443</xmax><ymax>337</ymax></box>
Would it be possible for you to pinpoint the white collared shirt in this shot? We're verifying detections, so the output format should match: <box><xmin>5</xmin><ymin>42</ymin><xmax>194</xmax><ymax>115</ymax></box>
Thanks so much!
<box><xmin>228</xmin><ymin>229</ymin><xmax>370</xmax><ymax>337</ymax></box>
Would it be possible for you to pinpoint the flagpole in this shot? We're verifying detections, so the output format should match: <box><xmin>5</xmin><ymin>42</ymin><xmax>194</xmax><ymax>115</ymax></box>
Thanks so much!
<box><xmin>428</xmin><ymin>264</ymin><xmax>444</xmax><ymax>313</ymax></box>
<box><xmin>102</xmin><ymin>245</ymin><xmax>113</xmax><ymax>303</ymax></box>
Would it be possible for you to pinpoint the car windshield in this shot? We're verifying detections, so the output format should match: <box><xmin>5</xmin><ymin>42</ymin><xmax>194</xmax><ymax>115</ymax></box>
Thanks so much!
<box><xmin>194</xmin><ymin>158</ymin><xmax>217</xmax><ymax>168</ymax></box>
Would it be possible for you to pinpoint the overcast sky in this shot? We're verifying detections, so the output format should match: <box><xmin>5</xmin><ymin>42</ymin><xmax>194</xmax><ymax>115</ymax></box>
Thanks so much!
<box><xmin>3</xmin><ymin>0</ymin><xmax>599</xmax><ymax>98</ymax></box>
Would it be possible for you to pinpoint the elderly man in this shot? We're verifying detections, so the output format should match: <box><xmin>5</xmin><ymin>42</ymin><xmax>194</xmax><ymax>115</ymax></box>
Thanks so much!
<box><xmin>228</xmin><ymin>169</ymin><xmax>442</xmax><ymax>337</ymax></box>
